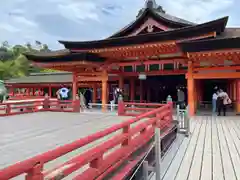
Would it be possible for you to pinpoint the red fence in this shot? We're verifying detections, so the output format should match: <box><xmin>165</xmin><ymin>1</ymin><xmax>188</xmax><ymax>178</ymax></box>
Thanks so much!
<box><xmin>118</xmin><ymin>101</ymin><xmax>168</xmax><ymax>116</ymax></box>
<box><xmin>8</xmin><ymin>95</ymin><xmax>45</xmax><ymax>100</ymax></box>
<box><xmin>0</xmin><ymin>103</ymin><xmax>173</xmax><ymax>180</ymax></box>
<box><xmin>0</xmin><ymin>99</ymin><xmax>80</xmax><ymax>116</ymax></box>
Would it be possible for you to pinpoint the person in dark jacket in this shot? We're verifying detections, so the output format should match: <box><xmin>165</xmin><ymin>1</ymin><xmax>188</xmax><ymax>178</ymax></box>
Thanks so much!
<box><xmin>84</xmin><ymin>88</ymin><xmax>92</xmax><ymax>108</ymax></box>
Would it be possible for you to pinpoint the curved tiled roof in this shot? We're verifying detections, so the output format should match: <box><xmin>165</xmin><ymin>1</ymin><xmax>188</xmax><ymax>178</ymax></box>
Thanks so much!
<box><xmin>59</xmin><ymin>17</ymin><xmax>228</xmax><ymax>50</ymax></box>
<box><xmin>109</xmin><ymin>1</ymin><xmax>195</xmax><ymax>38</ymax></box>
<box><xmin>178</xmin><ymin>37</ymin><xmax>240</xmax><ymax>53</ymax></box>
<box><xmin>24</xmin><ymin>51</ymin><xmax>106</xmax><ymax>63</ymax></box>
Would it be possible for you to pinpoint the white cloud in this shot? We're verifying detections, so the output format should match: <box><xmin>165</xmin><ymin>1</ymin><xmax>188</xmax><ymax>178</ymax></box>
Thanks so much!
<box><xmin>0</xmin><ymin>23</ymin><xmax>20</xmax><ymax>33</ymax></box>
<box><xmin>163</xmin><ymin>0</ymin><xmax>234</xmax><ymax>23</ymax></box>
<box><xmin>0</xmin><ymin>0</ymin><xmax>238</xmax><ymax>49</ymax></box>
<box><xmin>13</xmin><ymin>16</ymin><xmax>38</xmax><ymax>27</ymax></box>
<box><xmin>58</xmin><ymin>1</ymin><xmax>99</xmax><ymax>22</ymax></box>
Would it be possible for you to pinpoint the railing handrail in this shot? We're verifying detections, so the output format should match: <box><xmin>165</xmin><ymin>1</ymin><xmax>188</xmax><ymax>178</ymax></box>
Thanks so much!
<box><xmin>0</xmin><ymin>103</ymin><xmax>173</xmax><ymax>179</ymax></box>
<box><xmin>0</xmin><ymin>99</ymin><xmax>80</xmax><ymax>117</ymax></box>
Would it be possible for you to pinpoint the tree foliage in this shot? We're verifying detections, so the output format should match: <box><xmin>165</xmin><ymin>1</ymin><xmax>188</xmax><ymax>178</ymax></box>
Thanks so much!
<box><xmin>0</xmin><ymin>41</ymin><xmax>54</xmax><ymax>80</ymax></box>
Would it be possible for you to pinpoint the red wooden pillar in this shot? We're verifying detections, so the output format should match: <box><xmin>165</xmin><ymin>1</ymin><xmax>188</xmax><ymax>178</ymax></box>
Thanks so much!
<box><xmin>102</xmin><ymin>70</ymin><xmax>108</xmax><ymax>112</ymax></box>
<box><xmin>72</xmin><ymin>73</ymin><xmax>78</xmax><ymax>100</ymax></box>
<box><xmin>92</xmin><ymin>84</ymin><xmax>97</xmax><ymax>103</ymax></box>
<box><xmin>236</xmin><ymin>79</ymin><xmax>240</xmax><ymax>114</ymax></box>
<box><xmin>119</xmin><ymin>76</ymin><xmax>124</xmax><ymax>90</ymax></box>
<box><xmin>130</xmin><ymin>78</ymin><xmax>135</xmax><ymax>102</ymax></box>
<box><xmin>48</xmin><ymin>85</ymin><xmax>52</xmax><ymax>97</ymax></box>
<box><xmin>187</xmin><ymin>61</ymin><xmax>195</xmax><ymax>116</ymax></box>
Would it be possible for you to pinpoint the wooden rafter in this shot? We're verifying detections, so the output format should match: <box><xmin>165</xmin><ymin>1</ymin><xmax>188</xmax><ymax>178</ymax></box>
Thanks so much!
<box><xmin>194</xmin><ymin>66</ymin><xmax>240</xmax><ymax>72</ymax></box>
<box><xmin>189</xmin><ymin>72</ymin><xmax>240</xmax><ymax>79</ymax></box>
<box><xmin>188</xmin><ymin>49</ymin><xmax>240</xmax><ymax>65</ymax></box>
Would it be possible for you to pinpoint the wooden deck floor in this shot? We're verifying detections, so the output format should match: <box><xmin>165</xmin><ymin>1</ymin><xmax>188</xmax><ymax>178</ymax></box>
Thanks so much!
<box><xmin>151</xmin><ymin>115</ymin><xmax>240</xmax><ymax>180</ymax></box>
<box><xmin>0</xmin><ymin>112</ymin><xmax>129</xmax><ymax>170</ymax></box>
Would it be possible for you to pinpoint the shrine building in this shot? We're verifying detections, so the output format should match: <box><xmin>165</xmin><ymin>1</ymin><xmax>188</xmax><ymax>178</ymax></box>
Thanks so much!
<box><xmin>23</xmin><ymin>0</ymin><xmax>240</xmax><ymax>116</ymax></box>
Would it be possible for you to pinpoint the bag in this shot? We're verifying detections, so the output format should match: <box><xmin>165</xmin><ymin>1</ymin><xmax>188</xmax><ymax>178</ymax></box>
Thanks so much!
<box><xmin>227</xmin><ymin>98</ymin><xmax>232</xmax><ymax>104</ymax></box>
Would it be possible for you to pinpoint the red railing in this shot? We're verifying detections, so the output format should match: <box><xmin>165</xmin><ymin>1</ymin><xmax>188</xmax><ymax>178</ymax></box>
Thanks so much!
<box><xmin>8</xmin><ymin>95</ymin><xmax>45</xmax><ymax>100</ymax></box>
<box><xmin>0</xmin><ymin>99</ymin><xmax>80</xmax><ymax>116</ymax></box>
<box><xmin>0</xmin><ymin>102</ymin><xmax>173</xmax><ymax>180</ymax></box>
<box><xmin>118</xmin><ymin>101</ymin><xmax>167</xmax><ymax>116</ymax></box>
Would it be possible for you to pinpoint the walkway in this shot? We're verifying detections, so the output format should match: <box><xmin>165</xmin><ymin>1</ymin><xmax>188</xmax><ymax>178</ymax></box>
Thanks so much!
<box><xmin>0</xmin><ymin>111</ymin><xmax>129</xmax><ymax>169</ymax></box>
<box><xmin>151</xmin><ymin>115</ymin><xmax>240</xmax><ymax>180</ymax></box>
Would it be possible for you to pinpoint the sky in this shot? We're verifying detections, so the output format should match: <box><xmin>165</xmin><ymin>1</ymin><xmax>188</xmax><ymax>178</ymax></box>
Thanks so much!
<box><xmin>0</xmin><ymin>0</ymin><xmax>239</xmax><ymax>50</ymax></box>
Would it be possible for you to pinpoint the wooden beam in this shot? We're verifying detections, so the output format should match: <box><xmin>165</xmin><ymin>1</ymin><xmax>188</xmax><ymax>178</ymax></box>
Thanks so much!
<box><xmin>77</xmin><ymin>76</ymin><xmax>103</xmax><ymax>82</ymax></box>
<box><xmin>189</xmin><ymin>72</ymin><xmax>240</xmax><ymax>79</ymax></box>
<box><xmin>108</xmin><ymin>59</ymin><xmax>186</xmax><ymax>67</ymax></box>
<box><xmin>116</xmin><ymin>70</ymin><xmax>187</xmax><ymax>77</ymax></box>
<box><xmin>194</xmin><ymin>66</ymin><xmax>240</xmax><ymax>72</ymax></box>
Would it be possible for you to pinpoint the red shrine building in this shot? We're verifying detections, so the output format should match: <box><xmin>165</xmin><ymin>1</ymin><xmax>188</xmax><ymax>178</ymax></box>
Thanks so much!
<box><xmin>23</xmin><ymin>0</ymin><xmax>240</xmax><ymax>116</ymax></box>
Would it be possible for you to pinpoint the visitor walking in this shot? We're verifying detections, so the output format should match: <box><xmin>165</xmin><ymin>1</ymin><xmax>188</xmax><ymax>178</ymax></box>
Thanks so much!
<box><xmin>217</xmin><ymin>89</ymin><xmax>231</xmax><ymax>116</ymax></box>
<box><xmin>79</xmin><ymin>92</ymin><xmax>86</xmax><ymax>110</ymax></box>
<box><xmin>212</xmin><ymin>91</ymin><xmax>218</xmax><ymax>113</ymax></box>
<box><xmin>84</xmin><ymin>88</ymin><xmax>91</xmax><ymax>109</ymax></box>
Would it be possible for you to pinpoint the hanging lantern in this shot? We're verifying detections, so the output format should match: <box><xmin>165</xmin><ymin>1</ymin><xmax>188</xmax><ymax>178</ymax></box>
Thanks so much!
<box><xmin>138</xmin><ymin>73</ymin><xmax>147</xmax><ymax>80</ymax></box>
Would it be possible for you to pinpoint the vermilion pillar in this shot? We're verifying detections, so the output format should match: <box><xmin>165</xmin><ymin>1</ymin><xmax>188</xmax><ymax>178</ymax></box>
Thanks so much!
<box><xmin>236</xmin><ymin>79</ymin><xmax>240</xmax><ymax>114</ymax></box>
<box><xmin>102</xmin><ymin>70</ymin><xmax>108</xmax><ymax>112</ymax></box>
<box><xmin>130</xmin><ymin>78</ymin><xmax>135</xmax><ymax>101</ymax></box>
<box><xmin>187</xmin><ymin>61</ymin><xmax>195</xmax><ymax>116</ymax></box>
<box><xmin>92</xmin><ymin>84</ymin><xmax>97</xmax><ymax>103</ymax></box>
<box><xmin>119</xmin><ymin>76</ymin><xmax>124</xmax><ymax>90</ymax></box>
<box><xmin>48</xmin><ymin>85</ymin><xmax>52</xmax><ymax>97</ymax></box>
<box><xmin>72</xmin><ymin>73</ymin><xmax>78</xmax><ymax>100</ymax></box>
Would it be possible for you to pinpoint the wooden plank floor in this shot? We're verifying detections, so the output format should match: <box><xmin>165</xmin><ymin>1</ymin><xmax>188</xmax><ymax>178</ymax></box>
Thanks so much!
<box><xmin>0</xmin><ymin>112</ymin><xmax>129</xmax><ymax>170</ymax></box>
<box><xmin>151</xmin><ymin>115</ymin><xmax>240</xmax><ymax>180</ymax></box>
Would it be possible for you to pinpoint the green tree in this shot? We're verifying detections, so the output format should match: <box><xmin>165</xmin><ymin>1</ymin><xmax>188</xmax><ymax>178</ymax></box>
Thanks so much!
<box><xmin>0</xmin><ymin>40</ymin><xmax>52</xmax><ymax>80</ymax></box>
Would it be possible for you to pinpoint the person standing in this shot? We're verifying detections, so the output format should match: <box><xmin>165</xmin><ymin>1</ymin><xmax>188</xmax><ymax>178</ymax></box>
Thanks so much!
<box><xmin>58</xmin><ymin>86</ymin><xmax>69</xmax><ymax>100</ymax></box>
<box><xmin>212</xmin><ymin>91</ymin><xmax>218</xmax><ymax>113</ymax></box>
<box><xmin>177</xmin><ymin>89</ymin><xmax>185</xmax><ymax>109</ymax></box>
<box><xmin>84</xmin><ymin>88</ymin><xmax>91</xmax><ymax>109</ymax></box>
<box><xmin>217</xmin><ymin>89</ymin><xmax>231</xmax><ymax>116</ymax></box>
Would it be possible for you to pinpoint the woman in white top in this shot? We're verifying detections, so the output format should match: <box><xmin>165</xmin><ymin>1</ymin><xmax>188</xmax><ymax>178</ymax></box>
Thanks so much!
<box><xmin>212</xmin><ymin>91</ymin><xmax>218</xmax><ymax>113</ymax></box>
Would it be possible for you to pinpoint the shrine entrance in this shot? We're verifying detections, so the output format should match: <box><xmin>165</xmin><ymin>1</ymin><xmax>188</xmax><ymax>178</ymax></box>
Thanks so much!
<box><xmin>144</xmin><ymin>75</ymin><xmax>186</xmax><ymax>103</ymax></box>
<box><xmin>194</xmin><ymin>78</ymin><xmax>239</xmax><ymax>114</ymax></box>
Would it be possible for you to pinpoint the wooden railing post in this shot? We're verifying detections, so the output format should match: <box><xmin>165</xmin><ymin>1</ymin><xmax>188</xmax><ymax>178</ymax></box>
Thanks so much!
<box><xmin>25</xmin><ymin>163</ymin><xmax>43</xmax><ymax>180</ymax></box>
<box><xmin>6</xmin><ymin>104</ymin><xmax>11</xmax><ymax>115</ymax></box>
<box><xmin>73</xmin><ymin>99</ymin><xmax>80</xmax><ymax>112</ymax></box>
<box><xmin>118</xmin><ymin>101</ymin><xmax>125</xmax><ymax>116</ymax></box>
<box><xmin>156</xmin><ymin>113</ymin><xmax>162</xmax><ymax>128</ymax></box>
<box><xmin>122</xmin><ymin>125</ymin><xmax>131</xmax><ymax>146</ymax></box>
<box><xmin>90</xmin><ymin>156</ymin><xmax>103</xmax><ymax>169</ymax></box>
<box><xmin>43</xmin><ymin>96</ymin><xmax>49</xmax><ymax>111</ymax></box>
<box><xmin>167</xmin><ymin>101</ymin><xmax>173</xmax><ymax>122</ymax></box>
